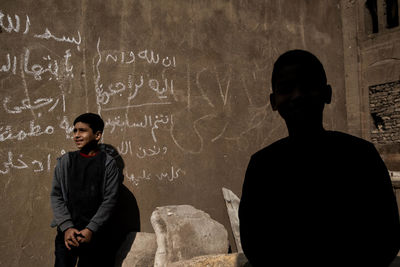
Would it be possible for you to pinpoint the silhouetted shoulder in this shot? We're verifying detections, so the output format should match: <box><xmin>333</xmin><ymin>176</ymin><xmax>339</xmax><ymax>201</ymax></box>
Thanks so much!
<box><xmin>326</xmin><ymin>130</ymin><xmax>366</xmax><ymax>142</ymax></box>
<box><xmin>251</xmin><ymin>137</ymin><xmax>290</xmax><ymax>160</ymax></box>
<box><xmin>325</xmin><ymin>131</ymin><xmax>375</xmax><ymax>150</ymax></box>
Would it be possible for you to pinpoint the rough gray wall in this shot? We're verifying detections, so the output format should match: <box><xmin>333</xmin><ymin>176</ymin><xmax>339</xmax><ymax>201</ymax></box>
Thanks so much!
<box><xmin>369</xmin><ymin>81</ymin><xmax>400</xmax><ymax>144</ymax></box>
<box><xmin>0</xmin><ymin>1</ymin><xmax>346</xmax><ymax>266</ymax></box>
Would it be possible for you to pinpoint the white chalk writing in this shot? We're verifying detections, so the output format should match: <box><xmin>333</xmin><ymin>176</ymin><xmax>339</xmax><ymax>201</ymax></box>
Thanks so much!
<box><xmin>22</xmin><ymin>48</ymin><xmax>74</xmax><ymax>81</ymax></box>
<box><xmin>0</xmin><ymin>120</ymin><xmax>54</xmax><ymax>142</ymax></box>
<box><xmin>117</xmin><ymin>140</ymin><xmax>133</xmax><ymax>156</ymax></box>
<box><xmin>94</xmin><ymin>38</ymin><xmax>175</xmax><ymax>115</ymax></box>
<box><xmin>94</xmin><ymin>37</ymin><xmax>102</xmax><ymax>115</ymax></box>
<box><xmin>95</xmin><ymin>72</ymin><xmax>173</xmax><ymax>105</ymax></box>
<box><xmin>0</xmin><ymin>53</ymin><xmax>17</xmax><ymax>74</ymax></box>
<box><xmin>3</xmin><ymin>96</ymin><xmax>60</xmax><ymax>114</ymax></box>
<box><xmin>0</xmin><ymin>10</ymin><xmax>30</xmax><ymax>34</ymax></box>
<box><xmin>105</xmin><ymin>114</ymin><xmax>170</xmax><ymax>142</ymax></box>
<box><xmin>97</xmin><ymin>75</ymin><xmax>174</xmax><ymax>105</ymax></box>
<box><xmin>126</xmin><ymin>166</ymin><xmax>185</xmax><ymax>186</ymax></box>
<box><xmin>59</xmin><ymin>116</ymin><xmax>74</xmax><ymax>139</ymax></box>
<box><xmin>136</xmin><ymin>145</ymin><xmax>167</xmax><ymax>159</ymax></box>
<box><xmin>104</xmin><ymin>50</ymin><xmax>176</xmax><ymax>68</ymax></box>
<box><xmin>0</xmin><ymin>152</ymin><xmax>51</xmax><ymax>174</ymax></box>
<box><xmin>117</xmin><ymin>141</ymin><xmax>168</xmax><ymax>158</ymax></box>
<box><xmin>34</xmin><ymin>28</ymin><xmax>81</xmax><ymax>51</ymax></box>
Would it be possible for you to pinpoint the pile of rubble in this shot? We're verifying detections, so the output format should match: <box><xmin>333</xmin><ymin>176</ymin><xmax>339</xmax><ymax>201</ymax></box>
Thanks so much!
<box><xmin>115</xmin><ymin>199</ymin><xmax>250</xmax><ymax>267</ymax></box>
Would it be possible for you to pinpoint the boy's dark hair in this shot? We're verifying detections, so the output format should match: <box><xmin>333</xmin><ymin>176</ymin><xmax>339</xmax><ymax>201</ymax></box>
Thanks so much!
<box><xmin>73</xmin><ymin>113</ymin><xmax>105</xmax><ymax>133</ymax></box>
<box><xmin>271</xmin><ymin>49</ymin><xmax>327</xmax><ymax>90</ymax></box>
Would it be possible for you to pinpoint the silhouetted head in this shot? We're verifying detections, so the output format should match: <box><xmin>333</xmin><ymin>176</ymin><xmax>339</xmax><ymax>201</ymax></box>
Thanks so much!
<box><xmin>270</xmin><ymin>50</ymin><xmax>332</xmax><ymax>135</ymax></box>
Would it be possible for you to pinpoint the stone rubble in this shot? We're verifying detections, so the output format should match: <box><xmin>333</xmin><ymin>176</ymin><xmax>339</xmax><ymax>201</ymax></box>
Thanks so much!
<box><xmin>222</xmin><ymin>187</ymin><xmax>243</xmax><ymax>253</ymax></box>
<box><xmin>116</xmin><ymin>204</ymin><xmax>249</xmax><ymax>267</ymax></box>
<box><xmin>167</xmin><ymin>253</ymin><xmax>250</xmax><ymax>267</ymax></box>
<box><xmin>151</xmin><ymin>205</ymin><xmax>229</xmax><ymax>266</ymax></box>
<box><xmin>115</xmin><ymin>232</ymin><xmax>157</xmax><ymax>267</ymax></box>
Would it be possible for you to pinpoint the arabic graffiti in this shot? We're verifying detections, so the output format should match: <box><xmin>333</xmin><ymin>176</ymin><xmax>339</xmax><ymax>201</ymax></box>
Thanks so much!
<box><xmin>23</xmin><ymin>48</ymin><xmax>74</xmax><ymax>81</ymax></box>
<box><xmin>0</xmin><ymin>9</ymin><xmax>80</xmax><ymax>50</ymax></box>
<box><xmin>105</xmin><ymin>49</ymin><xmax>176</xmax><ymax>68</ymax></box>
<box><xmin>94</xmin><ymin>38</ymin><xmax>175</xmax><ymax>114</ymax></box>
<box><xmin>95</xmin><ymin>75</ymin><xmax>173</xmax><ymax>105</ymax></box>
<box><xmin>117</xmin><ymin>140</ymin><xmax>133</xmax><ymax>156</ymax></box>
<box><xmin>0</xmin><ymin>49</ymin><xmax>74</xmax><ymax>82</ymax></box>
<box><xmin>126</xmin><ymin>165</ymin><xmax>185</xmax><ymax>186</ymax></box>
<box><xmin>3</xmin><ymin>96</ymin><xmax>62</xmax><ymax>114</ymax></box>
<box><xmin>0</xmin><ymin>151</ymin><xmax>51</xmax><ymax>174</ymax></box>
<box><xmin>34</xmin><ymin>28</ymin><xmax>82</xmax><ymax>51</ymax></box>
<box><xmin>105</xmin><ymin>114</ymin><xmax>171</xmax><ymax>142</ymax></box>
<box><xmin>136</xmin><ymin>145</ymin><xmax>167</xmax><ymax>159</ymax></box>
<box><xmin>0</xmin><ymin>8</ymin><xmax>259</xmax><ymax>187</ymax></box>
<box><xmin>0</xmin><ymin>10</ymin><xmax>30</xmax><ymax>34</ymax></box>
<box><xmin>0</xmin><ymin>53</ymin><xmax>17</xmax><ymax>74</ymax></box>
<box><xmin>116</xmin><ymin>140</ymin><xmax>167</xmax><ymax>158</ymax></box>
<box><xmin>59</xmin><ymin>116</ymin><xmax>74</xmax><ymax>139</ymax></box>
<box><xmin>0</xmin><ymin>120</ymin><xmax>54</xmax><ymax>142</ymax></box>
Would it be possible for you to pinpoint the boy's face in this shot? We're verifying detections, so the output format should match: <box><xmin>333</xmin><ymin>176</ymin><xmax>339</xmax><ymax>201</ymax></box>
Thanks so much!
<box><xmin>73</xmin><ymin>122</ymin><xmax>102</xmax><ymax>150</ymax></box>
<box><xmin>270</xmin><ymin>64</ymin><xmax>331</xmax><ymax>125</ymax></box>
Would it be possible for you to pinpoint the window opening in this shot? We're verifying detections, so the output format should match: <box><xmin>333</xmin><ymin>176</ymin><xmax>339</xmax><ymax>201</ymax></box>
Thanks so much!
<box><xmin>366</xmin><ymin>0</ymin><xmax>379</xmax><ymax>33</ymax></box>
<box><xmin>386</xmin><ymin>0</ymin><xmax>399</xmax><ymax>28</ymax></box>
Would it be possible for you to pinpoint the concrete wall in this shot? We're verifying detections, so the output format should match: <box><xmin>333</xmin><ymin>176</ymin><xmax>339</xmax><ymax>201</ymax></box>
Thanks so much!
<box><xmin>0</xmin><ymin>1</ymin><xmax>346</xmax><ymax>266</ymax></box>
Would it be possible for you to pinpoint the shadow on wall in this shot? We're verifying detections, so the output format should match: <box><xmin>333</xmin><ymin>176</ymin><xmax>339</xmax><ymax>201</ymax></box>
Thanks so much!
<box><xmin>100</xmin><ymin>144</ymin><xmax>141</xmax><ymax>265</ymax></box>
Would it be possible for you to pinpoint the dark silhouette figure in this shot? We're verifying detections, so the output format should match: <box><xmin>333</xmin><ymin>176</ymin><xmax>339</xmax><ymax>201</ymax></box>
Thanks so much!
<box><xmin>239</xmin><ymin>50</ymin><xmax>400</xmax><ymax>267</ymax></box>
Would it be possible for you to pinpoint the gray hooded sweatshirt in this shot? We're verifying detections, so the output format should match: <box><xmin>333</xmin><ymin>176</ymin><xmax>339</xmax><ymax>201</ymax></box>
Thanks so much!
<box><xmin>50</xmin><ymin>148</ymin><xmax>120</xmax><ymax>233</ymax></box>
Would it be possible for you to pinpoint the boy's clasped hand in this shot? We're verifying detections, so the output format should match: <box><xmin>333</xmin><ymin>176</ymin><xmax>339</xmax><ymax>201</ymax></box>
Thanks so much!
<box><xmin>64</xmin><ymin>227</ymin><xmax>93</xmax><ymax>250</ymax></box>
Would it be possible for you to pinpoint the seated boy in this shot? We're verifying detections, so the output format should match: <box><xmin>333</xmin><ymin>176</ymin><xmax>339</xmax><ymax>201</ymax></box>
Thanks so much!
<box><xmin>50</xmin><ymin>113</ymin><xmax>120</xmax><ymax>267</ymax></box>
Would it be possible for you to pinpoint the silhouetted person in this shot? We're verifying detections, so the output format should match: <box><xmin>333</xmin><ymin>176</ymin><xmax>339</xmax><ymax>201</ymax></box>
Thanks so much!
<box><xmin>50</xmin><ymin>113</ymin><xmax>120</xmax><ymax>267</ymax></box>
<box><xmin>239</xmin><ymin>50</ymin><xmax>400</xmax><ymax>267</ymax></box>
